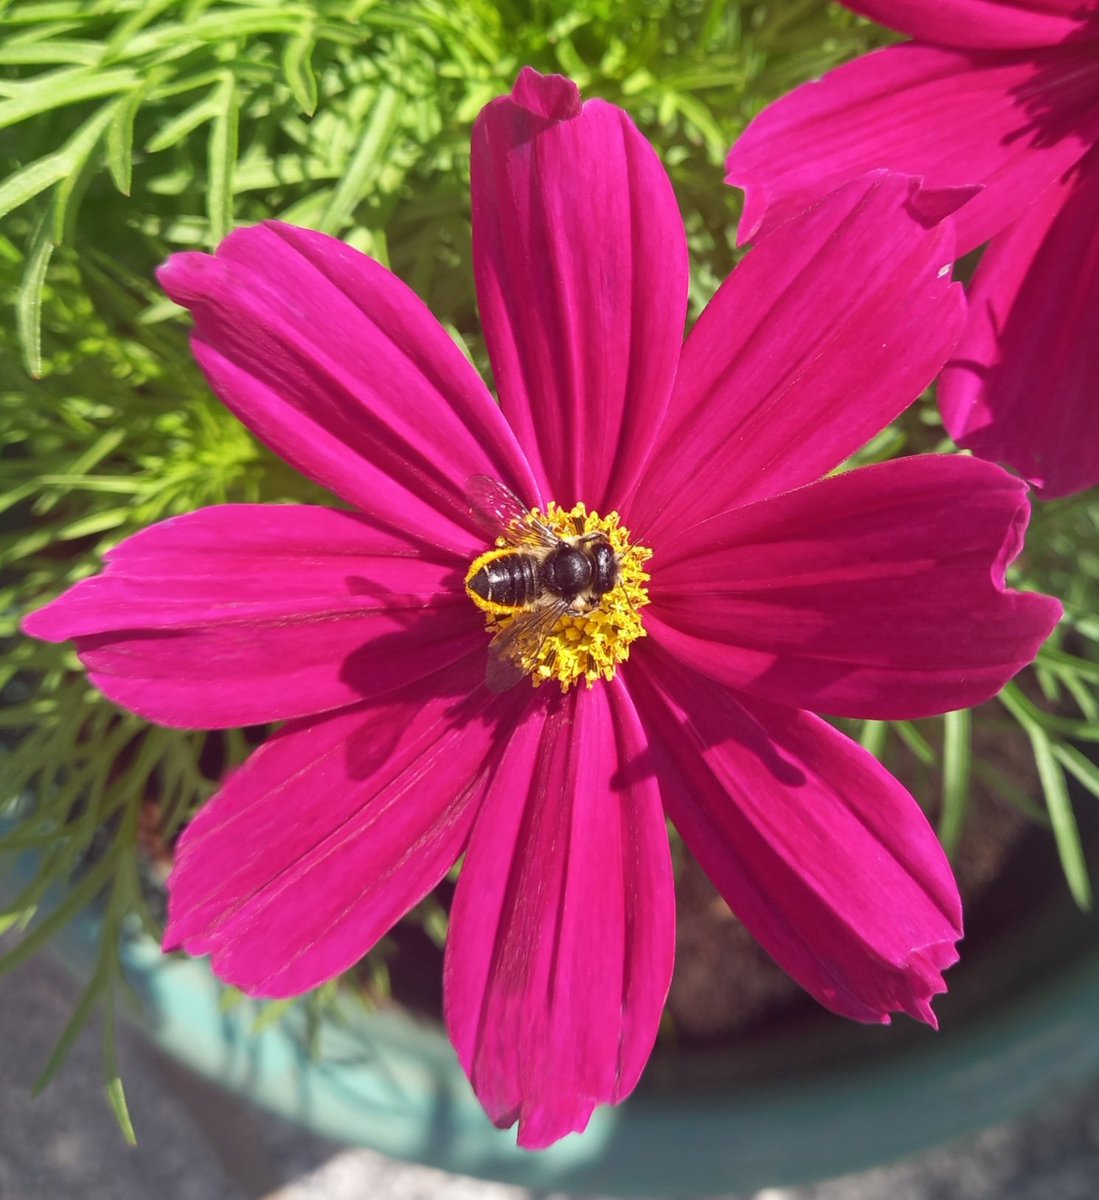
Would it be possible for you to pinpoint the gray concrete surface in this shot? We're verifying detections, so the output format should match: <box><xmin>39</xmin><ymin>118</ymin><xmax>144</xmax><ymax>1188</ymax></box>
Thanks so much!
<box><xmin>3</xmin><ymin>952</ymin><xmax>1099</xmax><ymax>1200</ymax></box>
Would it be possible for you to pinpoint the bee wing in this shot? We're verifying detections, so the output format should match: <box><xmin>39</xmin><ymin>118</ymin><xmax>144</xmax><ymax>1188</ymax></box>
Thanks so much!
<box><xmin>465</xmin><ymin>474</ymin><xmax>556</xmax><ymax>549</ymax></box>
<box><xmin>484</xmin><ymin>596</ymin><xmax>572</xmax><ymax>693</ymax></box>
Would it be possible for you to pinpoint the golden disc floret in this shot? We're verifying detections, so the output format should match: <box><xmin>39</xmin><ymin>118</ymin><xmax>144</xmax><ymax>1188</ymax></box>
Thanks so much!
<box><xmin>475</xmin><ymin>501</ymin><xmax>651</xmax><ymax>691</ymax></box>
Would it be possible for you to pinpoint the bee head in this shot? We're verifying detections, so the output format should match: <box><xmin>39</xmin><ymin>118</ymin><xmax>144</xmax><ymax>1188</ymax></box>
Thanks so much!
<box><xmin>587</xmin><ymin>537</ymin><xmax>620</xmax><ymax>597</ymax></box>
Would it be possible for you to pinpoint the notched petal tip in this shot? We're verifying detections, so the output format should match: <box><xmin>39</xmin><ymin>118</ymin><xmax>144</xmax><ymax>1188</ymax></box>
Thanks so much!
<box><xmin>515</xmin><ymin>1101</ymin><xmax>597</xmax><ymax>1151</ymax></box>
<box><xmin>726</xmin><ymin>173</ymin><xmax>769</xmax><ymax>247</ymax></box>
<box><xmin>20</xmin><ymin>598</ymin><xmax>64</xmax><ymax>643</ymax></box>
<box><xmin>156</xmin><ymin>223</ymin><xmax>294</xmax><ymax>306</ymax></box>
<box><xmin>904</xmin><ymin>180</ymin><xmax>983</xmax><ymax>230</ymax></box>
<box><xmin>857</xmin><ymin>172</ymin><xmax>963</xmax><ymax>265</ymax></box>
<box><xmin>511</xmin><ymin>65</ymin><xmax>582</xmax><ymax>120</ymax></box>
<box><xmin>984</xmin><ymin>468</ymin><xmax>1064</xmax><ymax>636</ymax></box>
<box><xmin>156</xmin><ymin>250</ymin><xmax>224</xmax><ymax>307</ymax></box>
<box><xmin>898</xmin><ymin>936</ymin><xmax>963</xmax><ymax>1031</ymax></box>
<box><xmin>994</xmin><ymin>474</ymin><xmax>1034</xmax><ymax>583</ymax></box>
<box><xmin>826</xmin><ymin>927</ymin><xmax>960</xmax><ymax>1031</ymax></box>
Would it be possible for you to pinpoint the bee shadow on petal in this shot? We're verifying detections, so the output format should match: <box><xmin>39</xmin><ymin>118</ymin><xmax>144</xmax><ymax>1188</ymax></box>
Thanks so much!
<box><xmin>336</xmin><ymin>565</ymin><xmax>535</xmax><ymax>781</ymax></box>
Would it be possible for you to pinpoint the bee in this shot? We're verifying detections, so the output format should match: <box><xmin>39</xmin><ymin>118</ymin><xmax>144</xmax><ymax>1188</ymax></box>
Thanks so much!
<box><xmin>464</xmin><ymin>474</ymin><xmax>622</xmax><ymax>692</ymax></box>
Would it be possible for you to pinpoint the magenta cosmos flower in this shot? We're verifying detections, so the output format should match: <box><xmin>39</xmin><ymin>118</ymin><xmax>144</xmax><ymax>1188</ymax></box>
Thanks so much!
<box><xmin>727</xmin><ymin>0</ymin><xmax>1099</xmax><ymax>498</ymax></box>
<box><xmin>24</xmin><ymin>68</ymin><xmax>1060</xmax><ymax>1148</ymax></box>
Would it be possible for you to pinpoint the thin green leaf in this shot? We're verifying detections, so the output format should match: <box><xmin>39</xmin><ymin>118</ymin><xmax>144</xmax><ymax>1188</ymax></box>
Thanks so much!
<box><xmin>1</xmin><ymin>95</ymin><xmax>117</xmax><ymax>228</ymax></box>
<box><xmin>35</xmin><ymin>475</ymin><xmax>145</xmax><ymax>493</ymax></box>
<box><xmin>51</xmin><ymin>99</ymin><xmax>121</xmax><ymax>242</ymax></box>
<box><xmin>0</xmin><ymin>854</ymin><xmax>117</xmax><ymax>980</ymax></box>
<box><xmin>318</xmin><ymin>84</ymin><xmax>403</xmax><ymax>234</ymax></box>
<box><xmin>1004</xmin><ymin>683</ymin><xmax>1093</xmax><ymax>910</ymax></box>
<box><xmin>1033</xmin><ymin>734</ymin><xmax>1092</xmax><ymax>911</ymax></box>
<box><xmin>0</xmin><ymin>66</ymin><xmax>136</xmax><ymax>130</ymax></box>
<box><xmin>217</xmin><ymin>987</ymin><xmax>246</xmax><ymax>1013</ymax></box>
<box><xmin>0</xmin><ymin>39</ymin><xmax>103</xmax><ymax>66</ymax></box>
<box><xmin>1001</xmin><ymin>682</ymin><xmax>1099</xmax><ymax>744</ymax></box>
<box><xmin>1035</xmin><ymin>662</ymin><xmax>1062</xmax><ymax>705</ymax></box>
<box><xmin>33</xmin><ymin>958</ymin><xmax>108</xmax><ymax>1095</ymax></box>
<box><xmin>938</xmin><ymin>708</ymin><xmax>971</xmax><ymax>855</ymax></box>
<box><xmin>144</xmin><ymin>88</ymin><xmax>220</xmax><ymax>153</ymax></box>
<box><xmin>0</xmin><ymin>526</ymin><xmax>57</xmax><ymax>567</ymax></box>
<box><xmin>1053</xmin><ymin>742</ymin><xmax>1099</xmax><ymax>805</ymax></box>
<box><xmin>64</xmin><ymin>427</ymin><xmax>127</xmax><ymax>477</ymax></box>
<box><xmin>101</xmin><ymin>0</ymin><xmax>178</xmax><ymax>61</ymax></box>
<box><xmin>146</xmin><ymin>7</ymin><xmax>314</xmax><ymax>47</ymax></box>
<box><xmin>421</xmin><ymin>903</ymin><xmax>449</xmax><ymax>949</ymax></box>
<box><xmin>1039</xmin><ymin>646</ymin><xmax>1099</xmax><ymax>686</ymax></box>
<box><xmin>206</xmin><ymin>71</ymin><xmax>238</xmax><ymax>244</ymax></box>
<box><xmin>895</xmin><ymin>720</ymin><xmax>936</xmax><ymax>767</ymax></box>
<box><xmin>53</xmin><ymin>508</ymin><xmax>131</xmax><ymax>540</ymax></box>
<box><xmin>858</xmin><ymin>719</ymin><xmax>887</xmax><ymax>759</ymax></box>
<box><xmin>1062</xmin><ymin>672</ymin><xmax>1099</xmax><ymax>723</ymax></box>
<box><xmin>250</xmin><ymin>998</ymin><xmax>297</xmax><ymax>1033</ymax></box>
<box><xmin>0</xmin><ymin>151</ymin><xmax>70</xmax><ymax>224</ymax></box>
<box><xmin>0</xmin><ymin>911</ymin><xmax>24</xmax><ymax>936</ymax></box>
<box><xmin>107</xmin><ymin>84</ymin><xmax>149</xmax><ymax>195</ymax></box>
<box><xmin>1071</xmin><ymin>616</ymin><xmax>1099</xmax><ymax>643</ymax></box>
<box><xmin>105</xmin><ymin>1076</ymin><xmax>137</xmax><ymax>1145</ymax></box>
<box><xmin>0</xmin><ymin>3</ymin><xmax>93</xmax><ymax>24</ymax></box>
<box><xmin>282</xmin><ymin>29</ymin><xmax>318</xmax><ymax>115</ymax></box>
<box><xmin>16</xmin><ymin>203</ymin><xmax>56</xmax><ymax>378</ymax></box>
<box><xmin>36</xmin><ymin>430</ymin><xmax>129</xmax><ymax>512</ymax></box>
<box><xmin>102</xmin><ymin>996</ymin><xmax>137</xmax><ymax>1146</ymax></box>
<box><xmin>145</xmin><ymin>67</ymin><xmax>232</xmax><ymax>103</ymax></box>
<box><xmin>365</xmin><ymin>957</ymin><xmax>390</xmax><ymax>1003</ymax></box>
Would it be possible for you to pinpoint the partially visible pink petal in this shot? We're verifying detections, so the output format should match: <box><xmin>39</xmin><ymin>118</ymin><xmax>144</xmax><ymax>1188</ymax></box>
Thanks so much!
<box><xmin>159</xmin><ymin>222</ymin><xmax>538</xmax><ymax>555</ymax></box>
<box><xmin>845</xmin><ymin>0</ymin><xmax>1099</xmax><ymax>49</ymax></box>
<box><xmin>471</xmin><ymin>67</ymin><xmax>689</xmax><ymax>511</ymax></box>
<box><xmin>164</xmin><ymin>652</ymin><xmax>526</xmax><ymax>997</ymax></box>
<box><xmin>22</xmin><ymin>505</ymin><xmax>479</xmax><ymax>728</ymax></box>
<box><xmin>647</xmin><ymin>456</ymin><xmax>1061</xmax><ymax>720</ymax></box>
<box><xmin>444</xmin><ymin>679</ymin><xmax>674</xmax><ymax>1149</ymax></box>
<box><xmin>726</xmin><ymin>42</ymin><xmax>1099</xmax><ymax>254</ymax></box>
<box><xmin>632</xmin><ymin>650</ymin><xmax>962</xmax><ymax>1027</ymax></box>
<box><xmin>940</xmin><ymin>151</ymin><xmax>1099</xmax><ymax>498</ymax></box>
<box><xmin>628</xmin><ymin>172</ymin><xmax>963</xmax><ymax>541</ymax></box>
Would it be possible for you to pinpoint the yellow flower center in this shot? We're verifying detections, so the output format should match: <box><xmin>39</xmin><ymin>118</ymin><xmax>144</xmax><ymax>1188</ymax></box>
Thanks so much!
<box><xmin>468</xmin><ymin>501</ymin><xmax>651</xmax><ymax>691</ymax></box>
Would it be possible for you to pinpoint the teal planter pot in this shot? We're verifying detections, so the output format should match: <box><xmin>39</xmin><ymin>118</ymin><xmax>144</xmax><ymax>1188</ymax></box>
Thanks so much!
<box><xmin>21</xmin><ymin>819</ymin><xmax>1099</xmax><ymax>1196</ymax></box>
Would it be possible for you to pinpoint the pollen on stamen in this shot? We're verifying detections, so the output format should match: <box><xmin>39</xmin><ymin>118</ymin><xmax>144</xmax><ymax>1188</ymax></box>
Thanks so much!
<box><xmin>485</xmin><ymin>502</ymin><xmax>651</xmax><ymax>691</ymax></box>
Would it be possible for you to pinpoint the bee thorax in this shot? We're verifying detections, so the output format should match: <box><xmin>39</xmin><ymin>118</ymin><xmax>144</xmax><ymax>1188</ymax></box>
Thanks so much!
<box><xmin>543</xmin><ymin>545</ymin><xmax>592</xmax><ymax>597</ymax></box>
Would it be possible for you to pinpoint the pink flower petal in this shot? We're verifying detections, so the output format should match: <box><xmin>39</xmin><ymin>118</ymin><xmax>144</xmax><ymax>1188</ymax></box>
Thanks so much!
<box><xmin>164</xmin><ymin>653</ymin><xmax>526</xmax><ymax>997</ymax></box>
<box><xmin>940</xmin><ymin>151</ymin><xmax>1099</xmax><ymax>498</ymax></box>
<box><xmin>22</xmin><ymin>505</ymin><xmax>480</xmax><ymax>728</ymax></box>
<box><xmin>444</xmin><ymin>679</ymin><xmax>674</xmax><ymax>1149</ymax></box>
<box><xmin>632</xmin><ymin>650</ymin><xmax>962</xmax><ymax>1027</ymax></box>
<box><xmin>726</xmin><ymin>42</ymin><xmax>1099</xmax><ymax>255</ymax></box>
<box><xmin>627</xmin><ymin>172</ymin><xmax>963</xmax><ymax>542</ymax></box>
<box><xmin>845</xmin><ymin>0</ymin><xmax>1099</xmax><ymax>49</ymax></box>
<box><xmin>471</xmin><ymin>67</ymin><xmax>689</xmax><ymax>511</ymax></box>
<box><xmin>646</xmin><ymin>455</ymin><xmax>1060</xmax><ymax>720</ymax></box>
<box><xmin>158</xmin><ymin>222</ymin><xmax>539</xmax><ymax>554</ymax></box>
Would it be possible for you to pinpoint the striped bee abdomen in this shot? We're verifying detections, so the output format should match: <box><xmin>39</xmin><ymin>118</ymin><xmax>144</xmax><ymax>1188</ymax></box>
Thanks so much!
<box><xmin>466</xmin><ymin>552</ymin><xmax>543</xmax><ymax>610</ymax></box>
